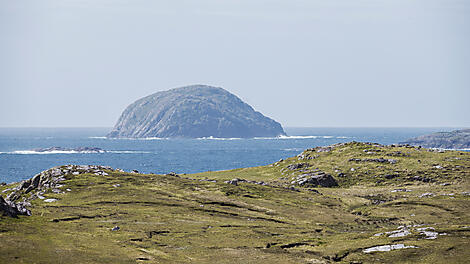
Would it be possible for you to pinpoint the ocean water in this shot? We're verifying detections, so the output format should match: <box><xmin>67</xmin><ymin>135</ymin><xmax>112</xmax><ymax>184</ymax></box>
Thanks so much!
<box><xmin>0</xmin><ymin>127</ymin><xmax>459</xmax><ymax>183</ymax></box>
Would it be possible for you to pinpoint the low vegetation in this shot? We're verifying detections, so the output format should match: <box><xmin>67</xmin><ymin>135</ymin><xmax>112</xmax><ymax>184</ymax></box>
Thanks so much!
<box><xmin>1</xmin><ymin>142</ymin><xmax>469</xmax><ymax>263</ymax></box>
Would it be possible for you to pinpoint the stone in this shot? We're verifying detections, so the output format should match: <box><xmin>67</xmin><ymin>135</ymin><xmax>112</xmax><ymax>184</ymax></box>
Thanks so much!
<box><xmin>391</xmin><ymin>189</ymin><xmax>411</xmax><ymax>192</ymax></box>
<box><xmin>286</xmin><ymin>163</ymin><xmax>310</xmax><ymax>171</ymax></box>
<box><xmin>384</xmin><ymin>174</ymin><xmax>399</xmax><ymax>179</ymax></box>
<box><xmin>18</xmin><ymin>180</ymin><xmax>31</xmax><ymax>191</ymax></box>
<box><xmin>419</xmin><ymin>193</ymin><xmax>434</xmax><ymax>198</ymax></box>
<box><xmin>349</xmin><ymin>158</ymin><xmax>397</xmax><ymax>164</ymax></box>
<box><xmin>363</xmin><ymin>244</ymin><xmax>417</xmax><ymax>253</ymax></box>
<box><xmin>225</xmin><ymin>179</ymin><xmax>242</xmax><ymax>186</ymax></box>
<box><xmin>0</xmin><ymin>196</ymin><xmax>31</xmax><ymax>218</ymax></box>
<box><xmin>409</xmin><ymin>176</ymin><xmax>433</xmax><ymax>182</ymax></box>
<box><xmin>297</xmin><ymin>174</ymin><xmax>338</xmax><ymax>187</ymax></box>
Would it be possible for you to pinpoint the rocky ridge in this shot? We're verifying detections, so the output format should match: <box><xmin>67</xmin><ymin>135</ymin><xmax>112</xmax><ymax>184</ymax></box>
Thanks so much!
<box><xmin>0</xmin><ymin>165</ymin><xmax>121</xmax><ymax>217</ymax></box>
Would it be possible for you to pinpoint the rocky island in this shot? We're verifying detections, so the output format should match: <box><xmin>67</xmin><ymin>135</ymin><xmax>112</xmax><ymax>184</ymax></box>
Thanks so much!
<box><xmin>1</xmin><ymin>142</ymin><xmax>469</xmax><ymax>263</ymax></box>
<box><xmin>401</xmin><ymin>129</ymin><xmax>470</xmax><ymax>149</ymax></box>
<box><xmin>107</xmin><ymin>85</ymin><xmax>286</xmax><ymax>138</ymax></box>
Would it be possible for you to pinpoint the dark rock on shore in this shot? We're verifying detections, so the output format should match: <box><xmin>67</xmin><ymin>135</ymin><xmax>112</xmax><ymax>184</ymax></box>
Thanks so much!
<box><xmin>107</xmin><ymin>85</ymin><xmax>286</xmax><ymax>138</ymax></box>
<box><xmin>401</xmin><ymin>129</ymin><xmax>470</xmax><ymax>149</ymax></box>
<box><xmin>32</xmin><ymin>147</ymin><xmax>105</xmax><ymax>153</ymax></box>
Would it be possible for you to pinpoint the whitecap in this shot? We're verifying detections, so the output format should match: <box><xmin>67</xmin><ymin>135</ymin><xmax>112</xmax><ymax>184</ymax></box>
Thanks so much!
<box><xmin>283</xmin><ymin>148</ymin><xmax>304</xmax><ymax>151</ymax></box>
<box><xmin>103</xmin><ymin>137</ymin><xmax>168</xmax><ymax>140</ymax></box>
<box><xmin>11</xmin><ymin>150</ymin><xmax>105</xmax><ymax>154</ymax></box>
<box><xmin>197</xmin><ymin>136</ymin><xmax>242</xmax><ymax>140</ymax></box>
<box><xmin>4</xmin><ymin>149</ymin><xmax>151</xmax><ymax>154</ymax></box>
<box><xmin>254</xmin><ymin>135</ymin><xmax>320</xmax><ymax>140</ymax></box>
<box><xmin>107</xmin><ymin>150</ymin><xmax>152</xmax><ymax>154</ymax></box>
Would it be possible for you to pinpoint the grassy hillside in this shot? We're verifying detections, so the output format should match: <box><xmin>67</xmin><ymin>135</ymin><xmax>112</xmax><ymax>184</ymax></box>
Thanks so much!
<box><xmin>1</xmin><ymin>142</ymin><xmax>469</xmax><ymax>263</ymax></box>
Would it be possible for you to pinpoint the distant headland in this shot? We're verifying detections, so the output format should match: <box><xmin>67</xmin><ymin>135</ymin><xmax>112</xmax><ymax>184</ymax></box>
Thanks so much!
<box><xmin>401</xmin><ymin>129</ymin><xmax>470</xmax><ymax>149</ymax></box>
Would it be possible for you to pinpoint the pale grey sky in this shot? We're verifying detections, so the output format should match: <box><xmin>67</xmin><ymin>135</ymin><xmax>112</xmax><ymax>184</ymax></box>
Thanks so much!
<box><xmin>1</xmin><ymin>0</ymin><xmax>469</xmax><ymax>127</ymax></box>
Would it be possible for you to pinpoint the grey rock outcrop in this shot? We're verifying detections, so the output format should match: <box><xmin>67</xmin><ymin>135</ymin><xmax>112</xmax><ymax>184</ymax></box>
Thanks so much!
<box><xmin>291</xmin><ymin>171</ymin><xmax>339</xmax><ymax>187</ymax></box>
<box><xmin>401</xmin><ymin>129</ymin><xmax>470</xmax><ymax>149</ymax></box>
<box><xmin>0</xmin><ymin>196</ymin><xmax>30</xmax><ymax>217</ymax></box>
<box><xmin>107</xmin><ymin>85</ymin><xmax>286</xmax><ymax>138</ymax></box>
<box><xmin>2</xmin><ymin>165</ymin><xmax>118</xmax><ymax>217</ymax></box>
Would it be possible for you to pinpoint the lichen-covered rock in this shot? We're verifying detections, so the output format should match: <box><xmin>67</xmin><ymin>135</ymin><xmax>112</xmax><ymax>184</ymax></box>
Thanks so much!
<box><xmin>293</xmin><ymin>172</ymin><xmax>338</xmax><ymax>187</ymax></box>
<box><xmin>3</xmin><ymin>165</ymin><xmax>117</xmax><ymax>215</ymax></box>
<box><xmin>0</xmin><ymin>196</ymin><xmax>30</xmax><ymax>217</ymax></box>
<box><xmin>107</xmin><ymin>85</ymin><xmax>286</xmax><ymax>138</ymax></box>
<box><xmin>286</xmin><ymin>163</ymin><xmax>311</xmax><ymax>171</ymax></box>
<box><xmin>303</xmin><ymin>174</ymin><xmax>338</xmax><ymax>187</ymax></box>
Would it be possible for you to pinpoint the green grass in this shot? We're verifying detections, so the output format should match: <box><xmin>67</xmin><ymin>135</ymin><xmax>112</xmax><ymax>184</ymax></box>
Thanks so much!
<box><xmin>1</xmin><ymin>142</ymin><xmax>469</xmax><ymax>263</ymax></box>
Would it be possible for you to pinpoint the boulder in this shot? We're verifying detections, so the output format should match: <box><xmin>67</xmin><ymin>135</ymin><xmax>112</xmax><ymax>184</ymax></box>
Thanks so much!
<box><xmin>0</xmin><ymin>196</ymin><xmax>31</xmax><ymax>218</ymax></box>
<box><xmin>299</xmin><ymin>174</ymin><xmax>338</xmax><ymax>187</ymax></box>
<box><xmin>287</xmin><ymin>163</ymin><xmax>310</xmax><ymax>171</ymax></box>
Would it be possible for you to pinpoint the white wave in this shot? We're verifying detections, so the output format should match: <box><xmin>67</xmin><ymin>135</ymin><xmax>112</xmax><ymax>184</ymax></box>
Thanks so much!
<box><xmin>116</xmin><ymin>137</ymin><xmax>168</xmax><ymax>140</ymax></box>
<box><xmin>253</xmin><ymin>136</ymin><xmax>315</xmax><ymax>140</ymax></box>
<box><xmin>279</xmin><ymin>135</ymin><xmax>320</xmax><ymax>139</ymax></box>
<box><xmin>10</xmin><ymin>150</ymin><xmax>105</xmax><ymax>154</ymax></box>
<box><xmin>256</xmin><ymin>135</ymin><xmax>321</xmax><ymax>139</ymax></box>
<box><xmin>89</xmin><ymin>135</ymin><xmax>352</xmax><ymax>140</ymax></box>
<box><xmin>107</xmin><ymin>150</ymin><xmax>152</xmax><ymax>154</ymax></box>
<box><xmin>197</xmin><ymin>136</ymin><xmax>242</xmax><ymax>140</ymax></box>
<box><xmin>90</xmin><ymin>136</ymin><xmax>169</xmax><ymax>140</ymax></box>
<box><xmin>283</xmin><ymin>148</ymin><xmax>304</xmax><ymax>151</ymax></box>
<box><xmin>1</xmin><ymin>150</ymin><xmax>152</xmax><ymax>155</ymax></box>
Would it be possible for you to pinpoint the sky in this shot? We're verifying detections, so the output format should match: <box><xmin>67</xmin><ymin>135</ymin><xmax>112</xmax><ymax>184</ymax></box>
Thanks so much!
<box><xmin>1</xmin><ymin>0</ymin><xmax>469</xmax><ymax>128</ymax></box>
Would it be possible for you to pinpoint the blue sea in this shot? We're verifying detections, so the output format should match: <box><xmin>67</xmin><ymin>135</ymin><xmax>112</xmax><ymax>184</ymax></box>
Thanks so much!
<box><xmin>0</xmin><ymin>127</ymin><xmax>460</xmax><ymax>183</ymax></box>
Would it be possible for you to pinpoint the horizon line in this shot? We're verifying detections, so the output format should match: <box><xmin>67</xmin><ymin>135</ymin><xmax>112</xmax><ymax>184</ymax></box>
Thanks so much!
<box><xmin>0</xmin><ymin>126</ymin><xmax>467</xmax><ymax>129</ymax></box>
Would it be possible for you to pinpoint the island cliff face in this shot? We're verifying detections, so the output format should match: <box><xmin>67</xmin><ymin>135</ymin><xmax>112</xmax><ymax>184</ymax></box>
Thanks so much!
<box><xmin>107</xmin><ymin>85</ymin><xmax>286</xmax><ymax>138</ymax></box>
<box><xmin>401</xmin><ymin>129</ymin><xmax>470</xmax><ymax>149</ymax></box>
